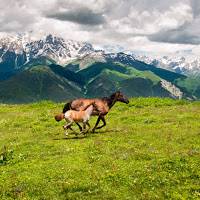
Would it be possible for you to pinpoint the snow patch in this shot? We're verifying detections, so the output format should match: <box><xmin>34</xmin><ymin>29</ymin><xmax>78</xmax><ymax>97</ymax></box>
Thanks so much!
<box><xmin>160</xmin><ymin>79</ymin><xmax>183</xmax><ymax>99</ymax></box>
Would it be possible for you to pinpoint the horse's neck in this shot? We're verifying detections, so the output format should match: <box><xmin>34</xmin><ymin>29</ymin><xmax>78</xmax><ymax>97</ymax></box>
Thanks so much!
<box><xmin>106</xmin><ymin>97</ymin><xmax>117</xmax><ymax>109</ymax></box>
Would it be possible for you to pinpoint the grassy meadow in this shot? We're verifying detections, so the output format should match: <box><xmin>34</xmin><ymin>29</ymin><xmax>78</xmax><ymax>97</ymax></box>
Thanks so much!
<box><xmin>0</xmin><ymin>98</ymin><xmax>200</xmax><ymax>199</ymax></box>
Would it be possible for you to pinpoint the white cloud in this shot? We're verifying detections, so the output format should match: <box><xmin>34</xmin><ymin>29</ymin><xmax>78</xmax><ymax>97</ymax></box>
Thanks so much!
<box><xmin>0</xmin><ymin>0</ymin><xmax>200</xmax><ymax>55</ymax></box>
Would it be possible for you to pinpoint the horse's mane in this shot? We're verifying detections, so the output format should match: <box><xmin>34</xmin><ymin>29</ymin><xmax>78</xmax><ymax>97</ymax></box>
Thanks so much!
<box><xmin>62</xmin><ymin>101</ymin><xmax>72</xmax><ymax>113</ymax></box>
<box><xmin>102</xmin><ymin>92</ymin><xmax>117</xmax><ymax>108</ymax></box>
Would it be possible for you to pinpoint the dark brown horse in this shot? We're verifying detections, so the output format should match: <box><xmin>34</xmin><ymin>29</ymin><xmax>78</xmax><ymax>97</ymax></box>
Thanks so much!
<box><xmin>61</xmin><ymin>91</ymin><xmax>129</xmax><ymax>132</ymax></box>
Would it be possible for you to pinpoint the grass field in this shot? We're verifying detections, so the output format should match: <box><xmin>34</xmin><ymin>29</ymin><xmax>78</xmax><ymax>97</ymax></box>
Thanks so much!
<box><xmin>0</xmin><ymin>98</ymin><xmax>200</xmax><ymax>199</ymax></box>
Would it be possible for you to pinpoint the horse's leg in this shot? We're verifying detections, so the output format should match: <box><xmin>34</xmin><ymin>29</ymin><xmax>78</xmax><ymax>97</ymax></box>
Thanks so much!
<box><xmin>92</xmin><ymin>116</ymin><xmax>102</xmax><ymax>133</ymax></box>
<box><xmin>75</xmin><ymin>122</ymin><xmax>82</xmax><ymax>131</ymax></box>
<box><xmin>95</xmin><ymin>115</ymin><xmax>106</xmax><ymax>130</ymax></box>
<box><xmin>67</xmin><ymin>125</ymin><xmax>73</xmax><ymax>131</ymax></box>
<box><xmin>63</xmin><ymin>122</ymin><xmax>73</xmax><ymax>136</ymax></box>
<box><xmin>80</xmin><ymin>122</ymin><xmax>87</xmax><ymax>134</ymax></box>
<box><xmin>63</xmin><ymin>122</ymin><xmax>73</xmax><ymax>130</ymax></box>
<box><xmin>86</xmin><ymin>121</ymin><xmax>90</xmax><ymax>128</ymax></box>
<box><xmin>84</xmin><ymin>121</ymin><xmax>91</xmax><ymax>133</ymax></box>
<box><xmin>83</xmin><ymin>122</ymin><xmax>86</xmax><ymax>131</ymax></box>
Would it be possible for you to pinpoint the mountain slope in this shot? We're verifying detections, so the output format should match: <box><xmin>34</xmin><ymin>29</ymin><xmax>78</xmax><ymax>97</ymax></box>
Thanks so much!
<box><xmin>0</xmin><ymin>34</ymin><xmax>199</xmax><ymax>102</ymax></box>
<box><xmin>175</xmin><ymin>76</ymin><xmax>200</xmax><ymax>99</ymax></box>
<box><xmin>0</xmin><ymin>34</ymin><xmax>95</xmax><ymax>77</ymax></box>
<box><xmin>0</xmin><ymin>59</ymin><xmax>194</xmax><ymax>103</ymax></box>
<box><xmin>0</xmin><ymin>65</ymin><xmax>83</xmax><ymax>103</ymax></box>
<box><xmin>75</xmin><ymin>61</ymin><xmax>187</xmax><ymax>98</ymax></box>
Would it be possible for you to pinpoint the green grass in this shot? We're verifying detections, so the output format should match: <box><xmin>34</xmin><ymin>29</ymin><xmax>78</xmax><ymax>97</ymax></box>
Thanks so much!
<box><xmin>0</xmin><ymin>98</ymin><xmax>200</xmax><ymax>199</ymax></box>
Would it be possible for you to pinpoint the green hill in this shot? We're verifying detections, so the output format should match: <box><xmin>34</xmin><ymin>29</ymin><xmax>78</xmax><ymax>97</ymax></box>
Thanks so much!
<box><xmin>0</xmin><ymin>98</ymin><xmax>199</xmax><ymax>199</ymax></box>
<box><xmin>0</xmin><ymin>65</ymin><xmax>83</xmax><ymax>103</ymax></box>
<box><xmin>0</xmin><ymin>58</ymin><xmax>199</xmax><ymax>102</ymax></box>
<box><xmin>76</xmin><ymin>62</ymin><xmax>187</xmax><ymax>98</ymax></box>
<box><xmin>175</xmin><ymin>76</ymin><xmax>200</xmax><ymax>99</ymax></box>
<box><xmin>129</xmin><ymin>60</ymin><xmax>186</xmax><ymax>82</ymax></box>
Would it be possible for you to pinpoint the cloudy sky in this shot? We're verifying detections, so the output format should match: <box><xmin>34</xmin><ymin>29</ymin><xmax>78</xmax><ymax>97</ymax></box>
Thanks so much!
<box><xmin>0</xmin><ymin>0</ymin><xmax>200</xmax><ymax>55</ymax></box>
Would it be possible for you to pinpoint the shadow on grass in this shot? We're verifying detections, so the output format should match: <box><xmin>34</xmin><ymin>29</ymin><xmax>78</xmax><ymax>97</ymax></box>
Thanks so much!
<box><xmin>96</xmin><ymin>129</ymin><xmax>122</xmax><ymax>134</ymax></box>
<box><xmin>53</xmin><ymin>131</ymin><xmax>95</xmax><ymax>140</ymax></box>
<box><xmin>53</xmin><ymin>135</ymin><xmax>87</xmax><ymax>140</ymax></box>
<box><xmin>53</xmin><ymin>128</ymin><xmax>122</xmax><ymax>140</ymax></box>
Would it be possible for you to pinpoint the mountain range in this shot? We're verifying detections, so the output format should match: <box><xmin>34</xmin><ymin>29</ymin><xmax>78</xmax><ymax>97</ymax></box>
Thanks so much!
<box><xmin>134</xmin><ymin>54</ymin><xmax>200</xmax><ymax>76</ymax></box>
<box><xmin>0</xmin><ymin>34</ymin><xmax>199</xmax><ymax>103</ymax></box>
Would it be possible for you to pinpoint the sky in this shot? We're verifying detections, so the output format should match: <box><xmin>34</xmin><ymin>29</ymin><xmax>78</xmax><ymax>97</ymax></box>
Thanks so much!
<box><xmin>0</xmin><ymin>0</ymin><xmax>200</xmax><ymax>55</ymax></box>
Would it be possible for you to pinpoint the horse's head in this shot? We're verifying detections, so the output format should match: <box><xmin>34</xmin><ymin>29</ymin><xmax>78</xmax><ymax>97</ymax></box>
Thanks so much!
<box><xmin>112</xmin><ymin>91</ymin><xmax>129</xmax><ymax>104</ymax></box>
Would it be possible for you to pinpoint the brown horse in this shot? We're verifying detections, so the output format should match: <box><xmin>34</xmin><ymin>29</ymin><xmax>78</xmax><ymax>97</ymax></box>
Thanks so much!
<box><xmin>61</xmin><ymin>91</ymin><xmax>129</xmax><ymax>132</ymax></box>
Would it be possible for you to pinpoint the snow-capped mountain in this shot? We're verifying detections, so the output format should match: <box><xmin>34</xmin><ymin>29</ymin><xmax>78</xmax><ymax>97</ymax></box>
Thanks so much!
<box><xmin>0</xmin><ymin>33</ymin><xmax>200</xmax><ymax>102</ymax></box>
<box><xmin>1</xmin><ymin>33</ymin><xmax>199</xmax><ymax>76</ymax></box>
<box><xmin>96</xmin><ymin>44</ymin><xmax>200</xmax><ymax>76</ymax></box>
<box><xmin>25</xmin><ymin>34</ymin><xmax>94</xmax><ymax>65</ymax></box>
<box><xmin>0</xmin><ymin>34</ymin><xmax>95</xmax><ymax>72</ymax></box>
<box><xmin>0</xmin><ymin>33</ymin><xmax>142</xmax><ymax>79</ymax></box>
<box><xmin>134</xmin><ymin>54</ymin><xmax>200</xmax><ymax>76</ymax></box>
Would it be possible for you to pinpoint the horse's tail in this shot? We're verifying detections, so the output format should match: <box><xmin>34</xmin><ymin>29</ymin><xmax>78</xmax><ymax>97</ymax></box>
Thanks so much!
<box><xmin>55</xmin><ymin>113</ymin><xmax>65</xmax><ymax>122</ymax></box>
<box><xmin>62</xmin><ymin>102</ymin><xmax>71</xmax><ymax>113</ymax></box>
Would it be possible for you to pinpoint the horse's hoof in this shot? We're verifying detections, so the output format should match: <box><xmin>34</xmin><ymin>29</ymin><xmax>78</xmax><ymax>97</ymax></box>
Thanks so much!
<box><xmin>80</xmin><ymin>131</ymin><xmax>86</xmax><ymax>135</ymax></box>
<box><xmin>83</xmin><ymin>131</ymin><xmax>88</xmax><ymax>135</ymax></box>
<box><xmin>65</xmin><ymin>131</ymin><xmax>69</xmax><ymax>136</ymax></box>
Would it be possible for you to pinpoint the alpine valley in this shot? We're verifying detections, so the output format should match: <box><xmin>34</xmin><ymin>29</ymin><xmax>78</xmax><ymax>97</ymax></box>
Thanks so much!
<box><xmin>0</xmin><ymin>34</ymin><xmax>200</xmax><ymax>103</ymax></box>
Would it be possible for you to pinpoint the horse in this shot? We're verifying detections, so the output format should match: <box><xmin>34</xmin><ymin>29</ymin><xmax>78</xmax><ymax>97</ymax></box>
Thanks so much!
<box><xmin>61</xmin><ymin>91</ymin><xmax>129</xmax><ymax>132</ymax></box>
<box><xmin>55</xmin><ymin>104</ymin><xmax>95</xmax><ymax>135</ymax></box>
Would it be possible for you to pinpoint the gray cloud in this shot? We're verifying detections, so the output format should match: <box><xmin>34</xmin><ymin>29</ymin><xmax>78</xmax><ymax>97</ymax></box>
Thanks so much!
<box><xmin>0</xmin><ymin>0</ymin><xmax>200</xmax><ymax>54</ymax></box>
<box><xmin>191</xmin><ymin>0</ymin><xmax>200</xmax><ymax>17</ymax></box>
<box><xmin>149</xmin><ymin>26</ymin><xmax>200</xmax><ymax>45</ymax></box>
<box><xmin>46</xmin><ymin>7</ymin><xmax>106</xmax><ymax>25</ymax></box>
<box><xmin>148</xmin><ymin>1</ymin><xmax>200</xmax><ymax>45</ymax></box>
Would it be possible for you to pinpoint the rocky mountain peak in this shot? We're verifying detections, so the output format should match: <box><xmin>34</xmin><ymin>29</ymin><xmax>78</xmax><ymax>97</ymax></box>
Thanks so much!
<box><xmin>0</xmin><ymin>34</ymin><xmax>96</xmax><ymax>69</ymax></box>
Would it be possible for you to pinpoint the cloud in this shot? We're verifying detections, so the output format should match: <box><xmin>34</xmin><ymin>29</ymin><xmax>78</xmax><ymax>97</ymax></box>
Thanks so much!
<box><xmin>149</xmin><ymin>27</ymin><xmax>200</xmax><ymax>45</ymax></box>
<box><xmin>46</xmin><ymin>7</ymin><xmax>106</xmax><ymax>25</ymax></box>
<box><xmin>191</xmin><ymin>0</ymin><xmax>200</xmax><ymax>17</ymax></box>
<box><xmin>0</xmin><ymin>0</ymin><xmax>38</xmax><ymax>32</ymax></box>
<box><xmin>0</xmin><ymin>0</ymin><xmax>200</xmax><ymax>55</ymax></box>
<box><xmin>148</xmin><ymin>2</ymin><xmax>200</xmax><ymax>45</ymax></box>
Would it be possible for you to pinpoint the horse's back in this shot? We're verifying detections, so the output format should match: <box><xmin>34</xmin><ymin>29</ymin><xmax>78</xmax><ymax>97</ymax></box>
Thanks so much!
<box><xmin>71</xmin><ymin>98</ymin><xmax>109</xmax><ymax>115</ymax></box>
<box><xmin>65</xmin><ymin>110</ymin><xmax>85</xmax><ymax>122</ymax></box>
<box><xmin>71</xmin><ymin>98</ymin><xmax>95</xmax><ymax>111</ymax></box>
